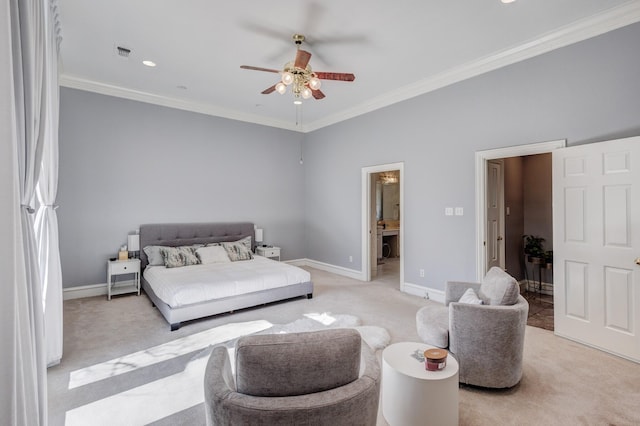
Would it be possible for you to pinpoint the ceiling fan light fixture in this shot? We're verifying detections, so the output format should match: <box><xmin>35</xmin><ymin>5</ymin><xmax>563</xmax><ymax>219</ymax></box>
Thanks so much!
<box><xmin>309</xmin><ymin>76</ymin><xmax>321</xmax><ymax>90</ymax></box>
<box><xmin>240</xmin><ymin>34</ymin><xmax>354</xmax><ymax>109</ymax></box>
<box><xmin>275</xmin><ymin>82</ymin><xmax>287</xmax><ymax>94</ymax></box>
<box><xmin>281</xmin><ymin>71</ymin><xmax>294</xmax><ymax>85</ymax></box>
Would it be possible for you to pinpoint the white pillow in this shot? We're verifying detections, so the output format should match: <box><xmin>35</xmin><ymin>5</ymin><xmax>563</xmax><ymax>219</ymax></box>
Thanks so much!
<box><xmin>458</xmin><ymin>288</ymin><xmax>483</xmax><ymax>305</ymax></box>
<box><xmin>196</xmin><ymin>245</ymin><xmax>231</xmax><ymax>264</ymax></box>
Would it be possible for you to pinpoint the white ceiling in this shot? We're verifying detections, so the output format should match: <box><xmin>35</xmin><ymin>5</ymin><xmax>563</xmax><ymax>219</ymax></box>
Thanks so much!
<box><xmin>58</xmin><ymin>0</ymin><xmax>640</xmax><ymax>132</ymax></box>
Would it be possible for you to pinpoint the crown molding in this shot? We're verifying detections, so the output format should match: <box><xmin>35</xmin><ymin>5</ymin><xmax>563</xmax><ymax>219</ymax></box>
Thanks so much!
<box><xmin>58</xmin><ymin>75</ymin><xmax>304</xmax><ymax>132</ymax></box>
<box><xmin>60</xmin><ymin>1</ymin><xmax>640</xmax><ymax>133</ymax></box>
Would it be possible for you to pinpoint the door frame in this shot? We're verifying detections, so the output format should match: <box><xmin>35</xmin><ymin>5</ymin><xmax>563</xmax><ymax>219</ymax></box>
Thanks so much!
<box><xmin>475</xmin><ymin>140</ymin><xmax>566</xmax><ymax>281</ymax></box>
<box><xmin>361</xmin><ymin>162</ymin><xmax>404</xmax><ymax>288</ymax></box>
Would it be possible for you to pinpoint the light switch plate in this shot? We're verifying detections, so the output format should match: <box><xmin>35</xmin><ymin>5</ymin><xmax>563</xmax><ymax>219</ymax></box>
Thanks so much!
<box><xmin>445</xmin><ymin>207</ymin><xmax>454</xmax><ymax>216</ymax></box>
<box><xmin>455</xmin><ymin>207</ymin><xmax>464</xmax><ymax>216</ymax></box>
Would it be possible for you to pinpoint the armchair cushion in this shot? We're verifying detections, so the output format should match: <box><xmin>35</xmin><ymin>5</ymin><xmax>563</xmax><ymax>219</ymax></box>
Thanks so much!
<box><xmin>479</xmin><ymin>266</ymin><xmax>520</xmax><ymax>305</ymax></box>
<box><xmin>235</xmin><ymin>329</ymin><xmax>361</xmax><ymax>397</ymax></box>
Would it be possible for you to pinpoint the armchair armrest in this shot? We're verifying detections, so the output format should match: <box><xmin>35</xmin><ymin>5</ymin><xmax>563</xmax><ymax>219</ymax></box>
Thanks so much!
<box><xmin>445</xmin><ymin>281</ymin><xmax>481</xmax><ymax>306</ymax></box>
<box><xmin>449</xmin><ymin>301</ymin><xmax>526</xmax><ymax>352</ymax></box>
<box><xmin>204</xmin><ymin>346</ymin><xmax>236</xmax><ymax>424</ymax></box>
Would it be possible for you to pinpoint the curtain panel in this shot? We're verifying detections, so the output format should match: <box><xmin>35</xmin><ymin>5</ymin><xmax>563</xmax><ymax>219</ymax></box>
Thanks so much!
<box><xmin>2</xmin><ymin>0</ymin><xmax>60</xmax><ymax>423</ymax></box>
<box><xmin>35</xmin><ymin>0</ymin><xmax>63</xmax><ymax>367</ymax></box>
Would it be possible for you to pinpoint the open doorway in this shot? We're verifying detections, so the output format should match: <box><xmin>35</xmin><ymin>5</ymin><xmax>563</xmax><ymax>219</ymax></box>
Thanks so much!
<box><xmin>373</xmin><ymin>170</ymin><xmax>401</xmax><ymax>285</ymax></box>
<box><xmin>361</xmin><ymin>162</ymin><xmax>404</xmax><ymax>290</ymax></box>
<box><xmin>476</xmin><ymin>140</ymin><xmax>566</xmax><ymax>331</ymax></box>
<box><xmin>502</xmin><ymin>154</ymin><xmax>554</xmax><ymax>330</ymax></box>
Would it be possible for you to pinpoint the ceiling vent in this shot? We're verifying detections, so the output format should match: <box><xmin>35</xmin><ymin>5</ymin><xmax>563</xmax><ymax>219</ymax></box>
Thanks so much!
<box><xmin>116</xmin><ymin>46</ymin><xmax>131</xmax><ymax>58</ymax></box>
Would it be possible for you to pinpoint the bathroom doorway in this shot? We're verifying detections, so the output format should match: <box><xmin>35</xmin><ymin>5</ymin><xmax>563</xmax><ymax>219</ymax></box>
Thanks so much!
<box><xmin>361</xmin><ymin>162</ymin><xmax>404</xmax><ymax>290</ymax></box>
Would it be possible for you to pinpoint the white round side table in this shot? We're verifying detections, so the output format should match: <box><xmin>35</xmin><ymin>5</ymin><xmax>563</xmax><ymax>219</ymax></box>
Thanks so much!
<box><xmin>382</xmin><ymin>341</ymin><xmax>459</xmax><ymax>426</ymax></box>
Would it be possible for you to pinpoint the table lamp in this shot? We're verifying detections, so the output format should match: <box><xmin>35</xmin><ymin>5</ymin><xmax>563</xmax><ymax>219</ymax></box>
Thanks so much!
<box><xmin>128</xmin><ymin>233</ymin><xmax>140</xmax><ymax>258</ymax></box>
<box><xmin>255</xmin><ymin>228</ymin><xmax>263</xmax><ymax>250</ymax></box>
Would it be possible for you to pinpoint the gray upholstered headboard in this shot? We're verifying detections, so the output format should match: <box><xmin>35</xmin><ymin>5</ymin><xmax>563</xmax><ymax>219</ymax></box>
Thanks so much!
<box><xmin>139</xmin><ymin>222</ymin><xmax>255</xmax><ymax>270</ymax></box>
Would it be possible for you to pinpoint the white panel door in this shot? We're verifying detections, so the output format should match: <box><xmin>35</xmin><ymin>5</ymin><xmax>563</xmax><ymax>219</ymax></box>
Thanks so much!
<box><xmin>553</xmin><ymin>136</ymin><xmax>640</xmax><ymax>362</ymax></box>
<box><xmin>486</xmin><ymin>160</ymin><xmax>504</xmax><ymax>271</ymax></box>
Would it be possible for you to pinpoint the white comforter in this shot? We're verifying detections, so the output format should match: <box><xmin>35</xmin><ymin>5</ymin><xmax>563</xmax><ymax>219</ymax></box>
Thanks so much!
<box><xmin>143</xmin><ymin>255</ymin><xmax>311</xmax><ymax>308</ymax></box>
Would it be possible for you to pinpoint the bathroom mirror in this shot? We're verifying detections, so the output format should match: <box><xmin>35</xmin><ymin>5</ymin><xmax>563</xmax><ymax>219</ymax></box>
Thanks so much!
<box><xmin>375</xmin><ymin>170</ymin><xmax>400</xmax><ymax>221</ymax></box>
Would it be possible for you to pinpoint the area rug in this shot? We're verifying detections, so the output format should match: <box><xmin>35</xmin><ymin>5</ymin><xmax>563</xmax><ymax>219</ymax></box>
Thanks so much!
<box><xmin>64</xmin><ymin>313</ymin><xmax>389</xmax><ymax>426</ymax></box>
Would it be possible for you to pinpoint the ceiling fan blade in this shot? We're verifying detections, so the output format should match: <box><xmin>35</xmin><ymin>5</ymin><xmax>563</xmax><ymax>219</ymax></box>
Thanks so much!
<box><xmin>315</xmin><ymin>72</ymin><xmax>356</xmax><ymax>82</ymax></box>
<box><xmin>261</xmin><ymin>85</ymin><xmax>277</xmax><ymax>94</ymax></box>
<box><xmin>311</xmin><ymin>89</ymin><xmax>325</xmax><ymax>100</ymax></box>
<box><xmin>241</xmin><ymin>65</ymin><xmax>280</xmax><ymax>74</ymax></box>
<box><xmin>294</xmin><ymin>50</ymin><xmax>312</xmax><ymax>69</ymax></box>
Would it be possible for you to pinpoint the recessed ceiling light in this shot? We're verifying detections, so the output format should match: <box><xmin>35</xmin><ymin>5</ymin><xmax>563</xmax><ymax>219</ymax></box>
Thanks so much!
<box><xmin>501</xmin><ymin>0</ymin><xmax>516</xmax><ymax>3</ymax></box>
<box><xmin>142</xmin><ymin>60</ymin><xmax>156</xmax><ymax>67</ymax></box>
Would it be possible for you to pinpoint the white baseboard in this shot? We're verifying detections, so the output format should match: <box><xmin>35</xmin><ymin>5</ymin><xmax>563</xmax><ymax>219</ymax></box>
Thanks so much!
<box><xmin>63</xmin><ymin>283</ymin><xmax>107</xmax><ymax>300</ymax></box>
<box><xmin>403</xmin><ymin>282</ymin><xmax>445</xmax><ymax>304</ymax></box>
<box><xmin>297</xmin><ymin>258</ymin><xmax>365</xmax><ymax>281</ymax></box>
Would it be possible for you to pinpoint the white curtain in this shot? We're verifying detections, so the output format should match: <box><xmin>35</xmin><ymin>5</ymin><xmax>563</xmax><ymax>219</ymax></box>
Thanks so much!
<box><xmin>35</xmin><ymin>0</ymin><xmax>63</xmax><ymax>367</ymax></box>
<box><xmin>1</xmin><ymin>0</ymin><xmax>57</xmax><ymax>423</ymax></box>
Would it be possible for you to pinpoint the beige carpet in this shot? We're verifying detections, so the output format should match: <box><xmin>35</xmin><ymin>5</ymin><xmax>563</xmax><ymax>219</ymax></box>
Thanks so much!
<box><xmin>48</xmin><ymin>265</ymin><xmax>640</xmax><ymax>425</ymax></box>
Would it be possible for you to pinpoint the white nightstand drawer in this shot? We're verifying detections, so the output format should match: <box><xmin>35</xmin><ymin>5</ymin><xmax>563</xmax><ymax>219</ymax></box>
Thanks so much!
<box><xmin>260</xmin><ymin>248</ymin><xmax>279</xmax><ymax>258</ymax></box>
<box><xmin>110</xmin><ymin>260</ymin><xmax>139</xmax><ymax>274</ymax></box>
<box><xmin>256</xmin><ymin>246</ymin><xmax>281</xmax><ymax>261</ymax></box>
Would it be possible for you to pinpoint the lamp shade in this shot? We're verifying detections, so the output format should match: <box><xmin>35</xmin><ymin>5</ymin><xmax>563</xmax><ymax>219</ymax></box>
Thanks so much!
<box><xmin>255</xmin><ymin>228</ymin><xmax>264</xmax><ymax>243</ymax></box>
<box><xmin>127</xmin><ymin>234</ymin><xmax>140</xmax><ymax>252</ymax></box>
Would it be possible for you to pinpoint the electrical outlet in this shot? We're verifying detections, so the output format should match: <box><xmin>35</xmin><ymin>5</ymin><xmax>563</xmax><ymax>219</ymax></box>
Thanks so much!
<box><xmin>349</xmin><ymin>255</ymin><xmax>353</xmax><ymax>263</ymax></box>
<box><xmin>419</xmin><ymin>269</ymin><xmax>425</xmax><ymax>277</ymax></box>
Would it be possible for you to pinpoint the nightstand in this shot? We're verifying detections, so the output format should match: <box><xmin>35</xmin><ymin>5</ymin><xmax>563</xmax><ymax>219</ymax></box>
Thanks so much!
<box><xmin>107</xmin><ymin>258</ymin><xmax>141</xmax><ymax>300</ymax></box>
<box><xmin>256</xmin><ymin>246</ymin><xmax>281</xmax><ymax>261</ymax></box>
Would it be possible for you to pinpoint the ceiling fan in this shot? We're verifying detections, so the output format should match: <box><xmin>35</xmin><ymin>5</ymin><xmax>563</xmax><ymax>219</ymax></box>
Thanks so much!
<box><xmin>240</xmin><ymin>34</ymin><xmax>355</xmax><ymax>102</ymax></box>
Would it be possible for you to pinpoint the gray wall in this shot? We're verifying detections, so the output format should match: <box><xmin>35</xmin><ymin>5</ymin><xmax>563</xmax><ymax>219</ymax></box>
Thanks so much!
<box><xmin>58</xmin><ymin>90</ymin><xmax>305</xmax><ymax>287</ymax></box>
<box><xmin>303</xmin><ymin>22</ymin><xmax>640</xmax><ymax>290</ymax></box>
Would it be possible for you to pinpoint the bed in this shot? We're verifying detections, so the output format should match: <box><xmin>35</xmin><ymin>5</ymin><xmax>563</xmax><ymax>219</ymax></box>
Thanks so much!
<box><xmin>139</xmin><ymin>222</ymin><xmax>313</xmax><ymax>330</ymax></box>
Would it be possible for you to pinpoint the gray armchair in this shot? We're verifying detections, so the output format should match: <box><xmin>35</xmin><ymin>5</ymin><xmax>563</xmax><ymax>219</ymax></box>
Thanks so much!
<box><xmin>204</xmin><ymin>328</ymin><xmax>381</xmax><ymax>425</ymax></box>
<box><xmin>416</xmin><ymin>267</ymin><xmax>529</xmax><ymax>388</ymax></box>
